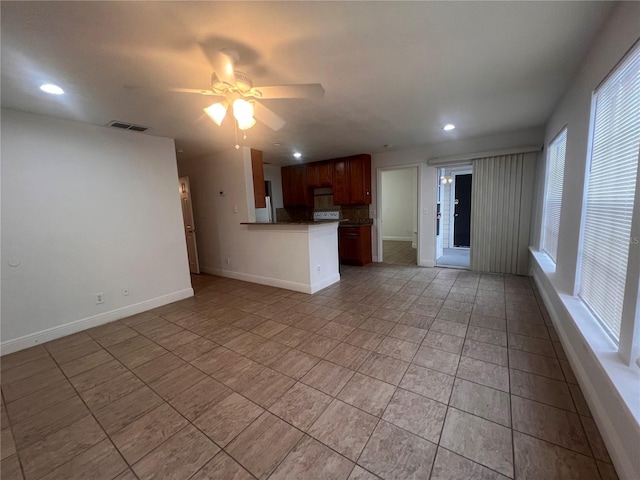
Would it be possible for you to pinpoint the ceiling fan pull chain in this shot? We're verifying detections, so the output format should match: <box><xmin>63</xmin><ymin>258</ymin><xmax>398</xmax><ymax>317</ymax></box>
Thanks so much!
<box><xmin>234</xmin><ymin>120</ymin><xmax>240</xmax><ymax>150</ymax></box>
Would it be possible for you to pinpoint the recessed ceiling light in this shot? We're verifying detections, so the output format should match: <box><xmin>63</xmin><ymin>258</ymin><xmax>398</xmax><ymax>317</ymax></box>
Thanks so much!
<box><xmin>443</xmin><ymin>124</ymin><xmax>456</xmax><ymax>131</ymax></box>
<box><xmin>40</xmin><ymin>83</ymin><xmax>64</xmax><ymax>95</ymax></box>
<box><xmin>293</xmin><ymin>152</ymin><xmax>302</xmax><ymax>159</ymax></box>
<box><xmin>272</xmin><ymin>142</ymin><xmax>282</xmax><ymax>146</ymax></box>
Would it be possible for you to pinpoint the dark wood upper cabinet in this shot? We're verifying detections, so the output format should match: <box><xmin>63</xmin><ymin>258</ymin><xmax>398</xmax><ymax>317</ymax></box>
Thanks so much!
<box><xmin>281</xmin><ymin>154</ymin><xmax>371</xmax><ymax>207</ymax></box>
<box><xmin>307</xmin><ymin>160</ymin><xmax>333</xmax><ymax>187</ymax></box>
<box><xmin>281</xmin><ymin>165</ymin><xmax>295</xmax><ymax>207</ymax></box>
<box><xmin>281</xmin><ymin>165</ymin><xmax>312</xmax><ymax>207</ymax></box>
<box><xmin>332</xmin><ymin>154</ymin><xmax>371</xmax><ymax>205</ymax></box>
<box><xmin>332</xmin><ymin>158</ymin><xmax>349</xmax><ymax>205</ymax></box>
<box><xmin>251</xmin><ymin>149</ymin><xmax>266</xmax><ymax>208</ymax></box>
<box><xmin>347</xmin><ymin>154</ymin><xmax>372</xmax><ymax>205</ymax></box>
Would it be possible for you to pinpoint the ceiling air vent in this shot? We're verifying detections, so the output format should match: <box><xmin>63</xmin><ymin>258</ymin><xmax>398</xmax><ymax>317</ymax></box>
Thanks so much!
<box><xmin>108</xmin><ymin>121</ymin><xmax>149</xmax><ymax>132</ymax></box>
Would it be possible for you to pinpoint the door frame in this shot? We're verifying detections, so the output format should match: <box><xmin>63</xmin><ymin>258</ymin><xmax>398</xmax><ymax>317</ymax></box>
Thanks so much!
<box><xmin>449</xmin><ymin>169</ymin><xmax>473</xmax><ymax>249</ymax></box>
<box><xmin>376</xmin><ymin>164</ymin><xmax>421</xmax><ymax>264</ymax></box>
<box><xmin>179</xmin><ymin>176</ymin><xmax>200</xmax><ymax>274</ymax></box>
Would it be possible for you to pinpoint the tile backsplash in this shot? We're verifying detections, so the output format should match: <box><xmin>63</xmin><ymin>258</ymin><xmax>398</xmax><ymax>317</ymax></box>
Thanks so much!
<box><xmin>277</xmin><ymin>204</ymin><xmax>371</xmax><ymax>224</ymax></box>
<box><xmin>276</xmin><ymin>188</ymin><xmax>372</xmax><ymax>223</ymax></box>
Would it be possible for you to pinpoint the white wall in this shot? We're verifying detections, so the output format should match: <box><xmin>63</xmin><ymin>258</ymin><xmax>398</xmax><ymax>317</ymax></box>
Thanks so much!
<box><xmin>178</xmin><ymin>148</ymin><xmax>339</xmax><ymax>293</ymax></box>
<box><xmin>1</xmin><ymin>109</ymin><xmax>193</xmax><ymax>353</ymax></box>
<box><xmin>264</xmin><ymin>164</ymin><xmax>284</xmax><ymax>209</ymax></box>
<box><xmin>372</xmin><ymin>126</ymin><xmax>544</xmax><ymax>266</ymax></box>
<box><xmin>529</xmin><ymin>3</ymin><xmax>640</xmax><ymax>479</ymax></box>
<box><xmin>381</xmin><ymin>168</ymin><xmax>416</xmax><ymax>241</ymax></box>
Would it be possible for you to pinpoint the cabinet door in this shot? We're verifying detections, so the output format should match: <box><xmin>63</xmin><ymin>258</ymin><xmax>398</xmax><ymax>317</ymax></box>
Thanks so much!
<box><xmin>332</xmin><ymin>159</ymin><xmax>350</xmax><ymax>205</ymax></box>
<box><xmin>317</xmin><ymin>161</ymin><xmax>333</xmax><ymax>186</ymax></box>
<box><xmin>359</xmin><ymin>225</ymin><xmax>373</xmax><ymax>265</ymax></box>
<box><xmin>339</xmin><ymin>228</ymin><xmax>360</xmax><ymax>263</ymax></box>
<box><xmin>349</xmin><ymin>155</ymin><xmax>372</xmax><ymax>204</ymax></box>
<box><xmin>281</xmin><ymin>166</ymin><xmax>295</xmax><ymax>207</ymax></box>
<box><xmin>291</xmin><ymin>165</ymin><xmax>311</xmax><ymax>207</ymax></box>
<box><xmin>307</xmin><ymin>163</ymin><xmax>320</xmax><ymax>188</ymax></box>
<box><xmin>251</xmin><ymin>149</ymin><xmax>266</xmax><ymax>208</ymax></box>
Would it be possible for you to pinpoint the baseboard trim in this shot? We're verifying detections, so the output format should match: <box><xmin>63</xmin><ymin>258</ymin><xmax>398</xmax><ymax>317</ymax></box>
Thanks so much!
<box><xmin>532</xmin><ymin>270</ymin><xmax>638</xmax><ymax>480</ymax></box>
<box><xmin>382</xmin><ymin>236</ymin><xmax>413</xmax><ymax>241</ymax></box>
<box><xmin>0</xmin><ymin>288</ymin><xmax>194</xmax><ymax>356</ymax></box>
<box><xmin>201</xmin><ymin>266</ymin><xmax>339</xmax><ymax>294</ymax></box>
<box><xmin>310</xmin><ymin>274</ymin><xmax>341</xmax><ymax>294</ymax></box>
<box><xmin>419</xmin><ymin>260</ymin><xmax>436</xmax><ymax>268</ymax></box>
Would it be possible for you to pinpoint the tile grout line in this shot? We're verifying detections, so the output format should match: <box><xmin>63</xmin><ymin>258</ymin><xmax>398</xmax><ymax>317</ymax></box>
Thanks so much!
<box><xmin>38</xmin><ymin>343</ymin><xmax>138</xmax><ymax>480</ymax></box>
<box><xmin>2</xmin><ymin>266</ymin><xmax>610</xmax><ymax>479</ymax></box>
<box><xmin>1</xmin><ymin>388</ymin><xmax>29</xmax><ymax>480</ymax></box>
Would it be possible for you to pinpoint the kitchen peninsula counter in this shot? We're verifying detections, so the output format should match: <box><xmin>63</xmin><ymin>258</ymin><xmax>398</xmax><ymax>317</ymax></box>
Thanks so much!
<box><xmin>240</xmin><ymin>220</ymin><xmax>340</xmax><ymax>225</ymax></box>
<box><xmin>236</xmin><ymin>221</ymin><xmax>340</xmax><ymax>294</ymax></box>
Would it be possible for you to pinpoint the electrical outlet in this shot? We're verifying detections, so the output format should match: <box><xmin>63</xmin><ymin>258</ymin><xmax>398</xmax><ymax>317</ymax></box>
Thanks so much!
<box><xmin>316</xmin><ymin>265</ymin><xmax>321</xmax><ymax>273</ymax></box>
<box><xmin>122</xmin><ymin>287</ymin><xmax>130</xmax><ymax>296</ymax></box>
<box><xmin>233</xmin><ymin>205</ymin><xmax>238</xmax><ymax>213</ymax></box>
<box><xmin>226</xmin><ymin>257</ymin><xmax>231</xmax><ymax>265</ymax></box>
<box><xmin>95</xmin><ymin>292</ymin><xmax>104</xmax><ymax>304</ymax></box>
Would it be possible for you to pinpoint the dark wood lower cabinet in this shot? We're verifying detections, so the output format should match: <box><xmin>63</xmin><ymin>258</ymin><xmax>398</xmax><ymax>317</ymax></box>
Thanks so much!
<box><xmin>338</xmin><ymin>225</ymin><xmax>372</xmax><ymax>266</ymax></box>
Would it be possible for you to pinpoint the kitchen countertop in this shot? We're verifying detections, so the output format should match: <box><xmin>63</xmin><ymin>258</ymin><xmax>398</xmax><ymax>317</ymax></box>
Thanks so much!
<box><xmin>240</xmin><ymin>220</ymin><xmax>340</xmax><ymax>225</ymax></box>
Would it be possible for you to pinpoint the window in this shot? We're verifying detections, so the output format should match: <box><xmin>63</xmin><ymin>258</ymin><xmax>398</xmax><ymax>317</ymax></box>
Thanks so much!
<box><xmin>542</xmin><ymin>128</ymin><xmax>567</xmax><ymax>262</ymax></box>
<box><xmin>579</xmin><ymin>43</ymin><xmax>640</xmax><ymax>342</ymax></box>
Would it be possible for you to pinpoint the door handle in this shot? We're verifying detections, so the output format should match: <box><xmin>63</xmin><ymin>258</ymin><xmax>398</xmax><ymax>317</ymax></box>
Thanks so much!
<box><xmin>454</xmin><ymin>214</ymin><xmax>459</xmax><ymax>217</ymax></box>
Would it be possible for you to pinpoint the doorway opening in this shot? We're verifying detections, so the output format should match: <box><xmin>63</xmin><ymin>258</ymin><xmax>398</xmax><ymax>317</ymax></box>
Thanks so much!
<box><xmin>436</xmin><ymin>167</ymin><xmax>472</xmax><ymax>268</ymax></box>
<box><xmin>378</xmin><ymin>166</ymin><xmax>419</xmax><ymax>265</ymax></box>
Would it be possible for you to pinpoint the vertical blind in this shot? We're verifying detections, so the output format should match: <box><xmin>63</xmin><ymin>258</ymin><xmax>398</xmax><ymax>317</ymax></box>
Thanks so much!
<box><xmin>470</xmin><ymin>152</ymin><xmax>536</xmax><ymax>275</ymax></box>
<box><xmin>579</xmin><ymin>43</ymin><xmax>640</xmax><ymax>342</ymax></box>
<box><xmin>542</xmin><ymin>128</ymin><xmax>567</xmax><ymax>263</ymax></box>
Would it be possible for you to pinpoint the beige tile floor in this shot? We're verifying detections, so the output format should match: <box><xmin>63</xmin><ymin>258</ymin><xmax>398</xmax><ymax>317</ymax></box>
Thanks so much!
<box><xmin>382</xmin><ymin>241</ymin><xmax>416</xmax><ymax>266</ymax></box>
<box><xmin>0</xmin><ymin>263</ymin><xmax>619</xmax><ymax>480</ymax></box>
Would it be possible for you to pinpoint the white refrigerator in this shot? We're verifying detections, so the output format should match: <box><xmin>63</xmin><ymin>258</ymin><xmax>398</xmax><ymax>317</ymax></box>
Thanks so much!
<box><xmin>255</xmin><ymin>196</ymin><xmax>274</xmax><ymax>222</ymax></box>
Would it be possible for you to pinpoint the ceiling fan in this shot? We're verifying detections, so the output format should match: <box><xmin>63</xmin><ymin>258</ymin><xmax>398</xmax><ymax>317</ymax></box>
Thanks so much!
<box><xmin>174</xmin><ymin>49</ymin><xmax>324</xmax><ymax>131</ymax></box>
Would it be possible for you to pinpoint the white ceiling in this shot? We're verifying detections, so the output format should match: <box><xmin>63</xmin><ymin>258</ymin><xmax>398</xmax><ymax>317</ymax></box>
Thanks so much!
<box><xmin>1</xmin><ymin>1</ymin><xmax>614</xmax><ymax>165</ymax></box>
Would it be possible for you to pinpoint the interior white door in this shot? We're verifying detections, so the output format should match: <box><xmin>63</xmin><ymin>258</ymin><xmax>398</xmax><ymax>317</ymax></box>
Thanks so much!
<box><xmin>179</xmin><ymin>177</ymin><xmax>200</xmax><ymax>274</ymax></box>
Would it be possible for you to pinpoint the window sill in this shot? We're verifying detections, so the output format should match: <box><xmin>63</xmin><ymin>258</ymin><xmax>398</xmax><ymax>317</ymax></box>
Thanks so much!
<box><xmin>530</xmin><ymin>248</ymin><xmax>640</xmax><ymax>423</ymax></box>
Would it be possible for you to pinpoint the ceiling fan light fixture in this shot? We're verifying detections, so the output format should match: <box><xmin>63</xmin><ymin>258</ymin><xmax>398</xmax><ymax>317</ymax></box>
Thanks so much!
<box><xmin>233</xmin><ymin>98</ymin><xmax>254</xmax><ymax>121</ymax></box>
<box><xmin>233</xmin><ymin>99</ymin><xmax>256</xmax><ymax>130</ymax></box>
<box><xmin>237</xmin><ymin>116</ymin><xmax>256</xmax><ymax>131</ymax></box>
<box><xmin>204</xmin><ymin>101</ymin><xmax>228</xmax><ymax>126</ymax></box>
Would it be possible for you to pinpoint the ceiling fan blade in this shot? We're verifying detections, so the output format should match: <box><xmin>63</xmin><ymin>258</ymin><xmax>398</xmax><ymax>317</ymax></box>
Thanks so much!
<box><xmin>255</xmin><ymin>84</ymin><xmax>324</xmax><ymax>99</ymax></box>
<box><xmin>253</xmin><ymin>102</ymin><xmax>286</xmax><ymax>131</ymax></box>
<box><xmin>201</xmin><ymin>45</ymin><xmax>237</xmax><ymax>87</ymax></box>
<box><xmin>169</xmin><ymin>87</ymin><xmax>223</xmax><ymax>97</ymax></box>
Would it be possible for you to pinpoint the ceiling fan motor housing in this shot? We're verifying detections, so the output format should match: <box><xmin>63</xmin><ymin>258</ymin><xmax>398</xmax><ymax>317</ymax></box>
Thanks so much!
<box><xmin>211</xmin><ymin>71</ymin><xmax>253</xmax><ymax>94</ymax></box>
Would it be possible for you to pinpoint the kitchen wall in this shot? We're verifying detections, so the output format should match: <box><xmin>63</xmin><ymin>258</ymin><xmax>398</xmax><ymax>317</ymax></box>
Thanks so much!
<box><xmin>371</xmin><ymin>126</ymin><xmax>545</xmax><ymax>265</ymax></box>
<box><xmin>529</xmin><ymin>3</ymin><xmax>640</xmax><ymax>479</ymax></box>
<box><xmin>264</xmin><ymin>164</ymin><xmax>283</xmax><ymax>209</ymax></box>
<box><xmin>381</xmin><ymin>168</ymin><xmax>417</xmax><ymax>241</ymax></box>
<box><xmin>1</xmin><ymin>109</ymin><xmax>192</xmax><ymax>353</ymax></box>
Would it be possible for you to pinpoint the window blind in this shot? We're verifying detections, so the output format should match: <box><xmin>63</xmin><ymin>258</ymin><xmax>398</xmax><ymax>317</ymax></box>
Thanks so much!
<box><xmin>542</xmin><ymin>128</ymin><xmax>567</xmax><ymax>263</ymax></box>
<box><xmin>579</xmin><ymin>43</ymin><xmax>640</xmax><ymax>341</ymax></box>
